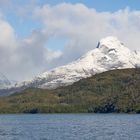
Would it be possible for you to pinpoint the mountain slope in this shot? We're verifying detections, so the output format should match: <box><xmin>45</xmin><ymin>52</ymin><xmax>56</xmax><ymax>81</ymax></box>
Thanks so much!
<box><xmin>0</xmin><ymin>36</ymin><xmax>140</xmax><ymax>95</ymax></box>
<box><xmin>0</xmin><ymin>74</ymin><xmax>11</xmax><ymax>89</ymax></box>
<box><xmin>19</xmin><ymin>36</ymin><xmax>140</xmax><ymax>89</ymax></box>
<box><xmin>0</xmin><ymin>68</ymin><xmax>139</xmax><ymax>113</ymax></box>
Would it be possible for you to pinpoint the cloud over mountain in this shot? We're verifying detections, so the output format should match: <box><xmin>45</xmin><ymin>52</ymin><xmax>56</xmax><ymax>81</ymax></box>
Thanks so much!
<box><xmin>0</xmin><ymin>3</ymin><xmax>140</xmax><ymax>81</ymax></box>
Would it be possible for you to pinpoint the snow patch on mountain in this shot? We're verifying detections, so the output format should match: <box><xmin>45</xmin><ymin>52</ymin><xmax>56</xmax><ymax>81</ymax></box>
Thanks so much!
<box><xmin>18</xmin><ymin>36</ymin><xmax>140</xmax><ymax>89</ymax></box>
<box><xmin>1</xmin><ymin>36</ymin><xmax>140</xmax><ymax>94</ymax></box>
<box><xmin>0</xmin><ymin>74</ymin><xmax>11</xmax><ymax>89</ymax></box>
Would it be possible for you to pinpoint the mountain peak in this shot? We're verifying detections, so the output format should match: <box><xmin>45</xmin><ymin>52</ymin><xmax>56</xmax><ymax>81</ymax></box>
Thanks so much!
<box><xmin>0</xmin><ymin>73</ymin><xmax>11</xmax><ymax>89</ymax></box>
<box><xmin>1</xmin><ymin>36</ymin><xmax>140</xmax><ymax>95</ymax></box>
<box><xmin>97</xmin><ymin>36</ymin><xmax>124</xmax><ymax>50</ymax></box>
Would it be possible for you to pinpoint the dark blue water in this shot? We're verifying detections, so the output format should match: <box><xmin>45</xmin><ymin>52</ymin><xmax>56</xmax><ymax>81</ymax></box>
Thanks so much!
<box><xmin>0</xmin><ymin>114</ymin><xmax>139</xmax><ymax>140</ymax></box>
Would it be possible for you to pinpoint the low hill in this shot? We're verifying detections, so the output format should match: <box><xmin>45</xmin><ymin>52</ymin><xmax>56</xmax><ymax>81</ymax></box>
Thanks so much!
<box><xmin>0</xmin><ymin>68</ymin><xmax>140</xmax><ymax>113</ymax></box>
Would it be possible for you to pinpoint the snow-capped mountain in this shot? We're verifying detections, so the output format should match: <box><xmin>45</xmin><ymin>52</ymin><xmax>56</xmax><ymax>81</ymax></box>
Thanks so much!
<box><xmin>0</xmin><ymin>74</ymin><xmax>11</xmax><ymax>89</ymax></box>
<box><xmin>0</xmin><ymin>36</ymin><xmax>140</xmax><ymax>95</ymax></box>
<box><xmin>16</xmin><ymin>36</ymin><xmax>140</xmax><ymax>89</ymax></box>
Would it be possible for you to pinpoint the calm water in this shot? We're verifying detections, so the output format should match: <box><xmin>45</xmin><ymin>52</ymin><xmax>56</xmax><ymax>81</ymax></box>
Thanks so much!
<box><xmin>0</xmin><ymin>114</ymin><xmax>139</xmax><ymax>140</ymax></box>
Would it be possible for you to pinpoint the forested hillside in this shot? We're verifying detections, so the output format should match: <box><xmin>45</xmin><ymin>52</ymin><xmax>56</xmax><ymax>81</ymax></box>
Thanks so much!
<box><xmin>0</xmin><ymin>68</ymin><xmax>139</xmax><ymax>113</ymax></box>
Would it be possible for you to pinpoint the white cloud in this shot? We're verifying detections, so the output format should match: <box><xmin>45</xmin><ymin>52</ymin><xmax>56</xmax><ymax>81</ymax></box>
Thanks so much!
<box><xmin>33</xmin><ymin>3</ymin><xmax>140</xmax><ymax>67</ymax></box>
<box><xmin>0</xmin><ymin>19</ymin><xmax>16</xmax><ymax>47</ymax></box>
<box><xmin>35</xmin><ymin>3</ymin><xmax>140</xmax><ymax>49</ymax></box>
<box><xmin>0</xmin><ymin>3</ymin><xmax>140</xmax><ymax>81</ymax></box>
<box><xmin>0</xmin><ymin>16</ymin><xmax>62</xmax><ymax>81</ymax></box>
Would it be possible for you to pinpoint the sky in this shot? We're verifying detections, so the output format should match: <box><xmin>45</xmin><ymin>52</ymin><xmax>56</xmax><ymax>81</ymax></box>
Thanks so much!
<box><xmin>0</xmin><ymin>0</ymin><xmax>140</xmax><ymax>81</ymax></box>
